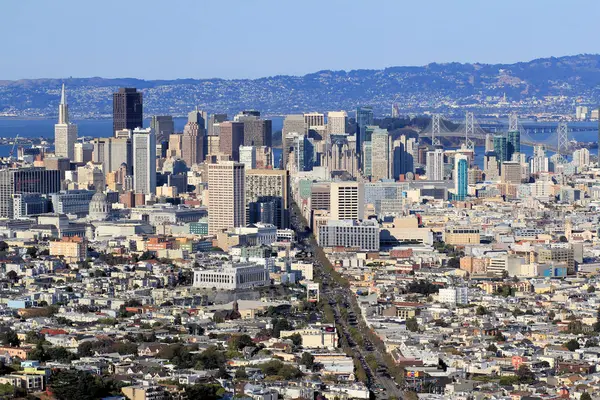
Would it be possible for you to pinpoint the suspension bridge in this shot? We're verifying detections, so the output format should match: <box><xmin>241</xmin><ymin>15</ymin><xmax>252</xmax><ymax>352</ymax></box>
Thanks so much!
<box><xmin>419</xmin><ymin>112</ymin><xmax>573</xmax><ymax>155</ymax></box>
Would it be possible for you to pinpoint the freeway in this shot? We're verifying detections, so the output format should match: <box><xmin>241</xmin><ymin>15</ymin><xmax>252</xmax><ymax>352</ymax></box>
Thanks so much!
<box><xmin>290</xmin><ymin>205</ymin><xmax>405</xmax><ymax>400</ymax></box>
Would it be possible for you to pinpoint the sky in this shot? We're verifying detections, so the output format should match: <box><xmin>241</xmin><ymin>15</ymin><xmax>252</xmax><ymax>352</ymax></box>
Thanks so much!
<box><xmin>2</xmin><ymin>0</ymin><xmax>600</xmax><ymax>80</ymax></box>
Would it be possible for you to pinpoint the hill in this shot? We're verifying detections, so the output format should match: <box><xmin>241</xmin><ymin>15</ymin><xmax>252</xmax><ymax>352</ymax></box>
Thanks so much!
<box><xmin>1</xmin><ymin>54</ymin><xmax>599</xmax><ymax>118</ymax></box>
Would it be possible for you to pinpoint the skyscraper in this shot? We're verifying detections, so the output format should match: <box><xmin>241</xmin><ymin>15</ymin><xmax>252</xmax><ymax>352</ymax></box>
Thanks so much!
<box><xmin>493</xmin><ymin>135</ymin><xmax>508</xmax><ymax>164</ymax></box>
<box><xmin>454</xmin><ymin>154</ymin><xmax>468</xmax><ymax>201</ymax></box>
<box><xmin>507</xmin><ymin>130</ymin><xmax>520</xmax><ymax>160</ymax></box>
<box><xmin>91</xmin><ymin>137</ymin><xmax>132</xmax><ymax>174</ymax></box>
<box><xmin>208</xmin><ymin>162</ymin><xmax>246</xmax><ymax>235</ymax></box>
<box><xmin>327</xmin><ymin>111</ymin><xmax>348</xmax><ymax>135</ymax></box>
<box><xmin>330</xmin><ymin>182</ymin><xmax>364</xmax><ymax>221</ymax></box>
<box><xmin>282</xmin><ymin>115</ymin><xmax>307</xmax><ymax>169</ymax></box>
<box><xmin>426</xmin><ymin>149</ymin><xmax>445</xmax><ymax>181</ymax></box>
<box><xmin>54</xmin><ymin>84</ymin><xmax>78</xmax><ymax>160</ymax></box>
<box><xmin>0</xmin><ymin>168</ymin><xmax>61</xmax><ymax>218</ymax></box>
<box><xmin>132</xmin><ymin>128</ymin><xmax>156</xmax><ymax>194</ymax></box>
<box><xmin>113</xmin><ymin>88</ymin><xmax>143</xmax><ymax>134</ymax></box>
<box><xmin>219</xmin><ymin>121</ymin><xmax>245</xmax><ymax>161</ymax></box>
<box><xmin>150</xmin><ymin>116</ymin><xmax>174</xmax><ymax>142</ymax></box>
<box><xmin>293</xmin><ymin>134</ymin><xmax>315</xmax><ymax>172</ymax></box>
<box><xmin>245</xmin><ymin>169</ymin><xmax>290</xmax><ymax>228</ymax></box>
<box><xmin>182</xmin><ymin>109</ymin><xmax>206</xmax><ymax>166</ymax></box>
<box><xmin>356</xmin><ymin>106</ymin><xmax>374</xmax><ymax>166</ymax></box>
<box><xmin>371</xmin><ymin>128</ymin><xmax>391</xmax><ymax>182</ymax></box>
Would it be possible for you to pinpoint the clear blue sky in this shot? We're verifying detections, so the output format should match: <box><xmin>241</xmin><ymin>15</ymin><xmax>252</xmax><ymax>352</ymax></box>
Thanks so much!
<box><xmin>2</xmin><ymin>0</ymin><xmax>600</xmax><ymax>80</ymax></box>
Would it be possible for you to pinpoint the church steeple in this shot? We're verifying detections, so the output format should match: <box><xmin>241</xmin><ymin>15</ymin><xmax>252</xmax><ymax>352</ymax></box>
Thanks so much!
<box><xmin>58</xmin><ymin>84</ymin><xmax>69</xmax><ymax>124</ymax></box>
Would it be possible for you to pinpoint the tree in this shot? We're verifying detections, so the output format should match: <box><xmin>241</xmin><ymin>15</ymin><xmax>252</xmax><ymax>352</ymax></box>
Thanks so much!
<box><xmin>49</xmin><ymin>370</ymin><xmax>122</xmax><ymax>400</ymax></box>
<box><xmin>26</xmin><ymin>247</ymin><xmax>37</xmax><ymax>257</ymax></box>
<box><xmin>486</xmin><ymin>343</ymin><xmax>498</xmax><ymax>353</ymax></box>
<box><xmin>184</xmin><ymin>384</ymin><xmax>225</xmax><ymax>400</ymax></box>
<box><xmin>548</xmin><ymin>310</ymin><xmax>556</xmax><ymax>321</ymax></box>
<box><xmin>564</xmin><ymin>339</ymin><xmax>580</xmax><ymax>352</ymax></box>
<box><xmin>588</xmin><ymin>286</ymin><xmax>596</xmax><ymax>293</ymax></box>
<box><xmin>6</xmin><ymin>270</ymin><xmax>18</xmax><ymax>282</ymax></box>
<box><xmin>300</xmin><ymin>352</ymin><xmax>315</xmax><ymax>370</ymax></box>
<box><xmin>476</xmin><ymin>306</ymin><xmax>488</xmax><ymax>316</ymax></box>
<box><xmin>235</xmin><ymin>367</ymin><xmax>248</xmax><ymax>380</ymax></box>
<box><xmin>227</xmin><ymin>334</ymin><xmax>254</xmax><ymax>351</ymax></box>
<box><xmin>0</xmin><ymin>329</ymin><xmax>20</xmax><ymax>347</ymax></box>
<box><xmin>0</xmin><ymin>241</ymin><xmax>8</xmax><ymax>252</ymax></box>
<box><xmin>516</xmin><ymin>364</ymin><xmax>535</xmax><ymax>383</ymax></box>
<box><xmin>559</xmin><ymin>235</ymin><xmax>568</xmax><ymax>243</ymax></box>
<box><xmin>581</xmin><ymin>392</ymin><xmax>592</xmax><ymax>400</ymax></box>
<box><xmin>284</xmin><ymin>333</ymin><xmax>302</xmax><ymax>347</ymax></box>
<box><xmin>406</xmin><ymin>317</ymin><xmax>419</xmax><ymax>332</ymax></box>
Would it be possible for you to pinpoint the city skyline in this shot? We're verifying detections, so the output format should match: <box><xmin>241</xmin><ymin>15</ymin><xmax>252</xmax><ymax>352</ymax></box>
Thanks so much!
<box><xmin>1</xmin><ymin>0</ymin><xmax>600</xmax><ymax>80</ymax></box>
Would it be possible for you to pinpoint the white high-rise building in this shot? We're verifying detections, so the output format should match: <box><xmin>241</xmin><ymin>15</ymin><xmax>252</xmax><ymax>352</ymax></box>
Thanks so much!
<box><xmin>572</xmin><ymin>148</ymin><xmax>590</xmax><ymax>167</ymax></box>
<box><xmin>426</xmin><ymin>149</ymin><xmax>444</xmax><ymax>181</ymax></box>
<box><xmin>239</xmin><ymin>146</ymin><xmax>257</xmax><ymax>169</ymax></box>
<box><xmin>208</xmin><ymin>162</ymin><xmax>246</xmax><ymax>235</ymax></box>
<box><xmin>330</xmin><ymin>182</ymin><xmax>364</xmax><ymax>221</ymax></box>
<box><xmin>132</xmin><ymin>128</ymin><xmax>156</xmax><ymax>194</ymax></box>
<box><xmin>327</xmin><ymin>111</ymin><xmax>348</xmax><ymax>135</ymax></box>
<box><xmin>371</xmin><ymin>128</ymin><xmax>391</xmax><ymax>182</ymax></box>
<box><xmin>54</xmin><ymin>84</ymin><xmax>78</xmax><ymax>160</ymax></box>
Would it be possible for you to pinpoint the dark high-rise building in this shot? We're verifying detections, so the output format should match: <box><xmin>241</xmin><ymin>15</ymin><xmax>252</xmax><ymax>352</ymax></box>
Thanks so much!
<box><xmin>219</xmin><ymin>121</ymin><xmax>245</xmax><ymax>161</ymax></box>
<box><xmin>242</xmin><ymin>119</ymin><xmax>272</xmax><ymax>147</ymax></box>
<box><xmin>493</xmin><ymin>135</ymin><xmax>508</xmax><ymax>163</ymax></box>
<box><xmin>356</xmin><ymin>106</ymin><xmax>374</xmax><ymax>167</ymax></box>
<box><xmin>507</xmin><ymin>130</ymin><xmax>520</xmax><ymax>160</ymax></box>
<box><xmin>113</xmin><ymin>88</ymin><xmax>143</xmax><ymax>135</ymax></box>
<box><xmin>0</xmin><ymin>168</ymin><xmax>61</xmax><ymax>218</ymax></box>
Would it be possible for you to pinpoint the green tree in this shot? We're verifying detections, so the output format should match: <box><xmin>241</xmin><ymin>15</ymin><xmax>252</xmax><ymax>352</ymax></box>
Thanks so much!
<box><xmin>564</xmin><ymin>339</ymin><xmax>580</xmax><ymax>352</ymax></box>
<box><xmin>476</xmin><ymin>306</ymin><xmax>488</xmax><ymax>316</ymax></box>
<box><xmin>581</xmin><ymin>392</ymin><xmax>592</xmax><ymax>400</ymax></box>
<box><xmin>588</xmin><ymin>286</ymin><xmax>596</xmax><ymax>293</ymax></box>
<box><xmin>0</xmin><ymin>329</ymin><xmax>20</xmax><ymax>347</ymax></box>
<box><xmin>284</xmin><ymin>333</ymin><xmax>302</xmax><ymax>347</ymax></box>
<box><xmin>49</xmin><ymin>370</ymin><xmax>122</xmax><ymax>400</ymax></box>
<box><xmin>227</xmin><ymin>334</ymin><xmax>254</xmax><ymax>351</ymax></box>
<box><xmin>406</xmin><ymin>317</ymin><xmax>419</xmax><ymax>332</ymax></box>
<box><xmin>184</xmin><ymin>384</ymin><xmax>225</xmax><ymax>400</ymax></box>
<box><xmin>516</xmin><ymin>364</ymin><xmax>535</xmax><ymax>383</ymax></box>
<box><xmin>235</xmin><ymin>367</ymin><xmax>248</xmax><ymax>380</ymax></box>
<box><xmin>300</xmin><ymin>352</ymin><xmax>314</xmax><ymax>370</ymax></box>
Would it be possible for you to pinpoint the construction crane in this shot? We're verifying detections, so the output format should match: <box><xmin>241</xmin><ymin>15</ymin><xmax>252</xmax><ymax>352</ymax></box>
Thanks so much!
<box><xmin>9</xmin><ymin>134</ymin><xmax>19</xmax><ymax>159</ymax></box>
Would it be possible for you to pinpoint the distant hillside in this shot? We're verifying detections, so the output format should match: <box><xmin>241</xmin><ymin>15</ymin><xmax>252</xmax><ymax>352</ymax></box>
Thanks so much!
<box><xmin>1</xmin><ymin>54</ymin><xmax>600</xmax><ymax>118</ymax></box>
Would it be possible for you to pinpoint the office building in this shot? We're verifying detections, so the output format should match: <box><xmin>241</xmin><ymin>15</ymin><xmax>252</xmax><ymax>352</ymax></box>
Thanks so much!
<box><xmin>573</xmin><ymin>148</ymin><xmax>590</xmax><ymax>167</ymax></box>
<box><xmin>74</xmin><ymin>143</ymin><xmax>93</xmax><ymax>163</ymax></box>
<box><xmin>310</xmin><ymin>182</ymin><xmax>331</xmax><ymax>211</ymax></box>
<box><xmin>356</xmin><ymin>106</ymin><xmax>374</xmax><ymax>166</ymax></box>
<box><xmin>304</xmin><ymin>112</ymin><xmax>325</xmax><ymax>128</ymax></box>
<box><xmin>319</xmin><ymin>220</ymin><xmax>379</xmax><ymax>251</ymax></box>
<box><xmin>182</xmin><ymin>109</ymin><xmax>206</xmax><ymax>166</ymax></box>
<box><xmin>208</xmin><ymin>113</ymin><xmax>228</xmax><ymax>137</ymax></box>
<box><xmin>245</xmin><ymin>169</ymin><xmax>289</xmax><ymax>229</ymax></box>
<box><xmin>208</xmin><ymin>162</ymin><xmax>245</xmax><ymax>235</ymax></box>
<box><xmin>327</xmin><ymin>111</ymin><xmax>347</xmax><ymax>135</ymax></box>
<box><xmin>12</xmin><ymin>193</ymin><xmax>49</xmax><ymax>218</ymax></box>
<box><xmin>282</xmin><ymin>115</ymin><xmax>308</xmax><ymax>169</ymax></box>
<box><xmin>330</xmin><ymin>182</ymin><xmax>364</xmax><ymax>221</ymax></box>
<box><xmin>113</xmin><ymin>88</ymin><xmax>143</xmax><ymax>134</ymax></box>
<box><xmin>150</xmin><ymin>115</ymin><xmax>174</xmax><ymax>142</ymax></box>
<box><xmin>193</xmin><ymin>262</ymin><xmax>269</xmax><ymax>290</ymax></box>
<box><xmin>501</xmin><ymin>161</ymin><xmax>522</xmax><ymax>184</ymax></box>
<box><xmin>50</xmin><ymin>190</ymin><xmax>96</xmax><ymax>217</ymax></box>
<box><xmin>0</xmin><ymin>168</ymin><xmax>61</xmax><ymax>218</ymax></box>
<box><xmin>426</xmin><ymin>149</ymin><xmax>444</xmax><ymax>181</ymax></box>
<box><xmin>132</xmin><ymin>128</ymin><xmax>157</xmax><ymax>195</ymax></box>
<box><xmin>493</xmin><ymin>135</ymin><xmax>508</xmax><ymax>163</ymax></box>
<box><xmin>444</xmin><ymin>226</ymin><xmax>480</xmax><ymax>245</ymax></box>
<box><xmin>507</xmin><ymin>130</ymin><xmax>520</xmax><ymax>160</ymax></box>
<box><xmin>54</xmin><ymin>84</ymin><xmax>78</xmax><ymax>160</ymax></box>
<box><xmin>371</xmin><ymin>128</ymin><xmax>391</xmax><ymax>182</ymax></box>
<box><xmin>92</xmin><ymin>137</ymin><xmax>132</xmax><ymax>174</ymax></box>
<box><xmin>454</xmin><ymin>154</ymin><xmax>468</xmax><ymax>201</ymax></box>
<box><xmin>239</xmin><ymin>146</ymin><xmax>257</xmax><ymax>169</ymax></box>
<box><xmin>293</xmin><ymin>134</ymin><xmax>315</xmax><ymax>172</ymax></box>
<box><xmin>241</xmin><ymin>118</ymin><xmax>272</xmax><ymax>147</ymax></box>
<box><xmin>168</xmin><ymin>134</ymin><xmax>183</xmax><ymax>158</ymax></box>
<box><xmin>219</xmin><ymin>121</ymin><xmax>244</xmax><ymax>161</ymax></box>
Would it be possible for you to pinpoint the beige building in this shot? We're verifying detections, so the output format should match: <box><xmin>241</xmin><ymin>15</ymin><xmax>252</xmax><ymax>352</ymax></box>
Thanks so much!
<box><xmin>326</xmin><ymin>111</ymin><xmax>348</xmax><ymax>135</ymax></box>
<box><xmin>371</xmin><ymin>128</ymin><xmax>391</xmax><ymax>182</ymax></box>
<box><xmin>208</xmin><ymin>162</ymin><xmax>245</xmax><ymax>235</ymax></box>
<box><xmin>279</xmin><ymin>325</ymin><xmax>337</xmax><ymax>349</ymax></box>
<box><xmin>168</xmin><ymin>134</ymin><xmax>183</xmax><ymax>158</ymax></box>
<box><xmin>49</xmin><ymin>236</ymin><xmax>87</xmax><ymax>263</ymax></box>
<box><xmin>501</xmin><ymin>161</ymin><xmax>522</xmax><ymax>184</ymax></box>
<box><xmin>122</xmin><ymin>385</ymin><xmax>168</xmax><ymax>400</ymax></box>
<box><xmin>445</xmin><ymin>226</ymin><xmax>480</xmax><ymax>245</ymax></box>
<box><xmin>330</xmin><ymin>182</ymin><xmax>364</xmax><ymax>221</ymax></box>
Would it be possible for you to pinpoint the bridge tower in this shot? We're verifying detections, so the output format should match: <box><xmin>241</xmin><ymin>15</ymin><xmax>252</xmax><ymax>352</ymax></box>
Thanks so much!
<box><xmin>508</xmin><ymin>112</ymin><xmax>518</xmax><ymax>132</ymax></box>
<box><xmin>431</xmin><ymin>114</ymin><xmax>441</xmax><ymax>146</ymax></box>
<box><xmin>465</xmin><ymin>112</ymin><xmax>475</xmax><ymax>150</ymax></box>
<box><xmin>555</xmin><ymin>122</ymin><xmax>569</xmax><ymax>164</ymax></box>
